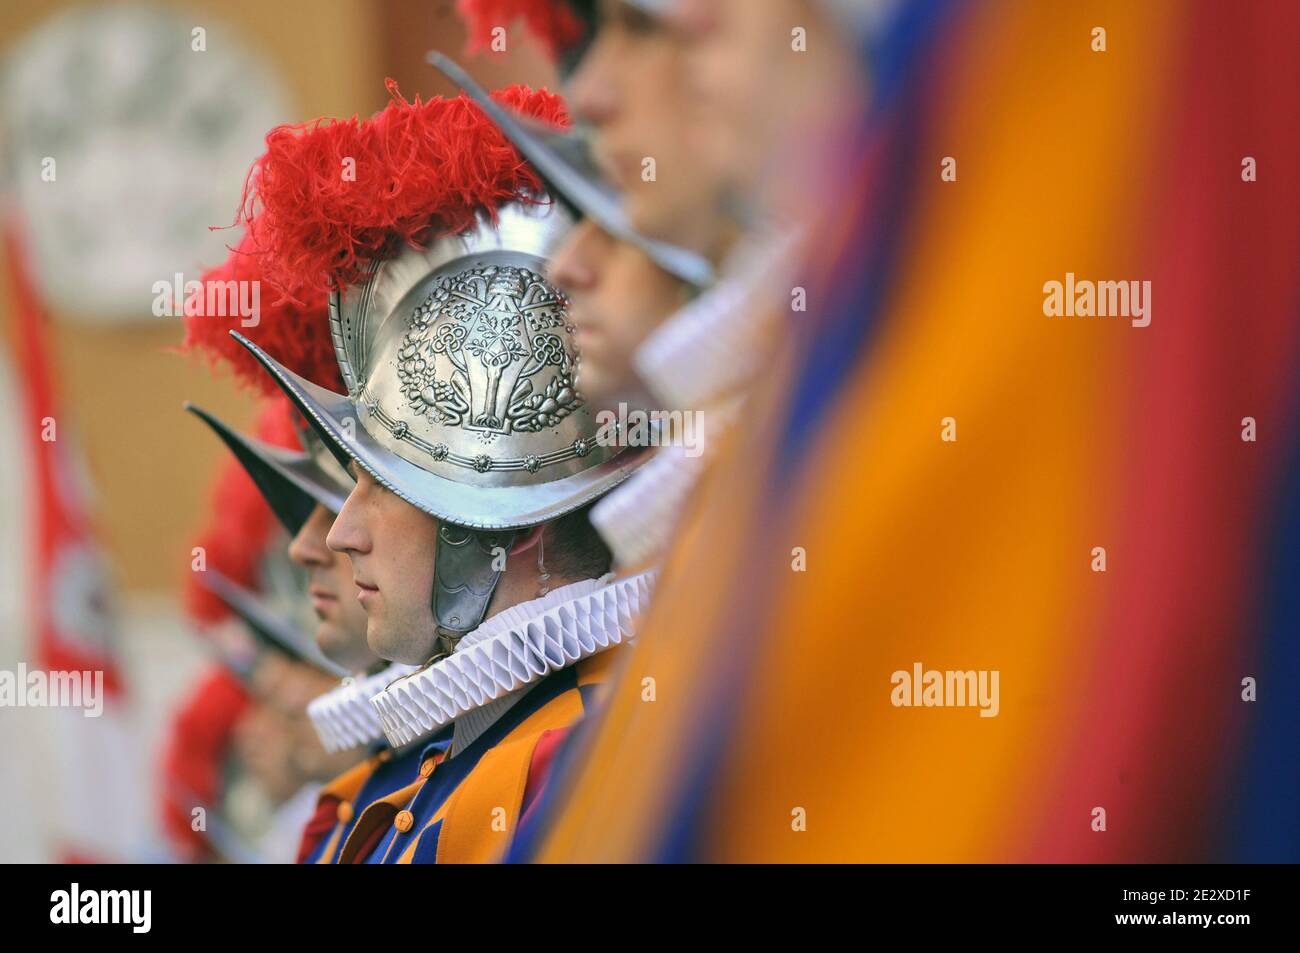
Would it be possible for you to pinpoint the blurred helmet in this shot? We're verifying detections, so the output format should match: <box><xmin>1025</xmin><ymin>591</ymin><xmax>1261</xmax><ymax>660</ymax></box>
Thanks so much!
<box><xmin>186</xmin><ymin>403</ymin><xmax>349</xmax><ymax>533</ymax></box>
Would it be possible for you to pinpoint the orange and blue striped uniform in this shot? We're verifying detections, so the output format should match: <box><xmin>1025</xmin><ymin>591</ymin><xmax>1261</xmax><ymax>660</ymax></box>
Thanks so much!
<box><xmin>302</xmin><ymin>651</ymin><xmax>615</xmax><ymax>864</ymax></box>
<box><xmin>297</xmin><ymin>744</ymin><xmax>428</xmax><ymax>864</ymax></box>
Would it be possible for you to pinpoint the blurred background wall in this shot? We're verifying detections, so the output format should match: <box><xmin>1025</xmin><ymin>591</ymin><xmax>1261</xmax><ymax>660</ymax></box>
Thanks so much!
<box><xmin>1</xmin><ymin>0</ymin><xmax>555</xmax><ymax>593</ymax></box>
<box><xmin>0</xmin><ymin>0</ymin><xmax>557</xmax><ymax>861</ymax></box>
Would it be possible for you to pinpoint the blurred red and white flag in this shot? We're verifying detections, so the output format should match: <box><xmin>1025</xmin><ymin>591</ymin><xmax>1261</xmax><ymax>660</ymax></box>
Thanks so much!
<box><xmin>3</xmin><ymin>219</ymin><xmax>144</xmax><ymax>862</ymax></box>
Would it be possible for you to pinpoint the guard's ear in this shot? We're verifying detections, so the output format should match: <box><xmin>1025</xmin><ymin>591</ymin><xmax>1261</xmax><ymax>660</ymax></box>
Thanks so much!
<box><xmin>509</xmin><ymin>524</ymin><xmax>546</xmax><ymax>556</ymax></box>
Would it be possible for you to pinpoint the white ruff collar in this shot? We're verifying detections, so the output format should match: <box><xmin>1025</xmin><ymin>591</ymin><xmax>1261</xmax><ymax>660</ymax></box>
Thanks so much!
<box><xmin>307</xmin><ymin>664</ymin><xmax>420</xmax><ymax>753</ymax></box>
<box><xmin>633</xmin><ymin>229</ymin><xmax>795</xmax><ymax>413</ymax></box>
<box><xmin>589</xmin><ymin>445</ymin><xmax>706</xmax><ymax>571</ymax></box>
<box><xmin>369</xmin><ymin>571</ymin><xmax>654</xmax><ymax>748</ymax></box>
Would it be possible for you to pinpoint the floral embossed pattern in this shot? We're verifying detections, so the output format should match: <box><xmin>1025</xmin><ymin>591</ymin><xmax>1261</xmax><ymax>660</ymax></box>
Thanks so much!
<box><xmin>397</xmin><ymin>264</ymin><xmax>583</xmax><ymax>439</ymax></box>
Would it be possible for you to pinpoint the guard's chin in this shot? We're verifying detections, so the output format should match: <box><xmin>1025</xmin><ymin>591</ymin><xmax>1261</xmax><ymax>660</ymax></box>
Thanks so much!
<box><xmin>315</xmin><ymin>623</ymin><xmax>349</xmax><ymax>667</ymax></box>
<box><xmin>314</xmin><ymin>623</ymin><xmax>336</xmax><ymax>657</ymax></box>
<box><xmin>368</xmin><ymin>620</ymin><xmax>431</xmax><ymax>667</ymax></box>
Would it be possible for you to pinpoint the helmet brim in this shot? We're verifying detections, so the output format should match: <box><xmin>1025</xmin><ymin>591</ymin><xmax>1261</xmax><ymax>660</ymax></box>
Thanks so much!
<box><xmin>232</xmin><ymin>332</ymin><xmax>647</xmax><ymax>531</ymax></box>
<box><xmin>195</xmin><ymin>569</ymin><xmax>349</xmax><ymax>678</ymax></box>
<box><xmin>185</xmin><ymin>403</ymin><xmax>348</xmax><ymax>532</ymax></box>
<box><xmin>427</xmin><ymin>51</ymin><xmax>714</xmax><ymax>289</ymax></box>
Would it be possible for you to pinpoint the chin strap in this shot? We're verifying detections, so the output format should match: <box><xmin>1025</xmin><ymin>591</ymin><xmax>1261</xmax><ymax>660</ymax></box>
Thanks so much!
<box><xmin>430</xmin><ymin>523</ymin><xmax>517</xmax><ymax>661</ymax></box>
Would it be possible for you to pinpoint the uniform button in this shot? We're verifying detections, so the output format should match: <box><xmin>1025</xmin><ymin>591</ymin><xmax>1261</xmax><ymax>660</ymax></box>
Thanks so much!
<box><xmin>337</xmin><ymin>802</ymin><xmax>353</xmax><ymax>824</ymax></box>
<box><xmin>394</xmin><ymin>810</ymin><xmax>414</xmax><ymax>833</ymax></box>
<box><xmin>419</xmin><ymin>757</ymin><xmax>437</xmax><ymax>778</ymax></box>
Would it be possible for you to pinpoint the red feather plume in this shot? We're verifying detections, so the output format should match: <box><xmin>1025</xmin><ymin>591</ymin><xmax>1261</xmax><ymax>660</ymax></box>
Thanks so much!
<box><xmin>181</xmin><ymin>219</ymin><xmax>342</xmax><ymax>396</ymax></box>
<box><xmin>457</xmin><ymin>0</ymin><xmax>587</xmax><ymax>61</ymax></box>
<box><xmin>159</xmin><ymin>665</ymin><xmax>250</xmax><ymax>862</ymax></box>
<box><xmin>235</xmin><ymin>82</ymin><xmax>569</xmax><ymax>302</ymax></box>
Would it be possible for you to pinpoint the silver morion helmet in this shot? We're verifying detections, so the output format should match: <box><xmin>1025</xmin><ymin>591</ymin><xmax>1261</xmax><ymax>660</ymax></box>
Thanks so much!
<box><xmin>235</xmin><ymin>199</ymin><xmax>645</xmax><ymax>646</ymax></box>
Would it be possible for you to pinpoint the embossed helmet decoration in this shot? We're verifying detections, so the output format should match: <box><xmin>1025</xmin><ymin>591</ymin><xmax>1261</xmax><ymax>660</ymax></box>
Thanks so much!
<box><xmin>232</xmin><ymin>83</ymin><xmax>645</xmax><ymax>651</ymax></box>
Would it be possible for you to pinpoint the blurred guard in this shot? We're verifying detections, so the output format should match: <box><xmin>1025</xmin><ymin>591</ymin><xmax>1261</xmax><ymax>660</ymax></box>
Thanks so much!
<box><xmin>182</xmin><ymin>239</ymin><xmax>404</xmax><ymax>861</ymax></box>
<box><xmin>453</xmin><ymin>0</ymin><xmax>856</xmax><ymax>860</ymax></box>
<box><xmin>167</xmin><ymin>413</ymin><xmax>350</xmax><ymax>863</ymax></box>
<box><xmin>184</xmin><ymin>399</ymin><xmax>409</xmax><ymax>862</ymax></box>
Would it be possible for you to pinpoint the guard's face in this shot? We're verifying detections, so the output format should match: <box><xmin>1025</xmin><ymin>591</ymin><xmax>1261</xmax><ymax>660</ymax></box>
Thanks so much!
<box><xmin>675</xmin><ymin>0</ymin><xmax>863</xmax><ymax>221</ymax></box>
<box><xmin>236</xmin><ymin>656</ymin><xmax>310</xmax><ymax>801</ymax></box>
<box><xmin>570</xmin><ymin>0</ymin><xmax>722</xmax><ymax>250</ymax></box>
<box><xmin>548</xmin><ymin>218</ymin><xmax>687</xmax><ymax>405</ymax></box>
<box><xmin>675</xmin><ymin>0</ymin><xmax>789</xmax><ymax>201</ymax></box>
<box><xmin>286</xmin><ymin>503</ymin><xmax>376</xmax><ymax>672</ymax></box>
<box><xmin>326</xmin><ymin>466</ymin><xmax>440</xmax><ymax>665</ymax></box>
<box><xmin>239</xmin><ymin>657</ymin><xmax>354</xmax><ymax>796</ymax></box>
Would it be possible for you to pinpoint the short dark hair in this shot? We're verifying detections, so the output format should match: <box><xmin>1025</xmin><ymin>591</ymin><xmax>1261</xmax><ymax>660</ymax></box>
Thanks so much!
<box><xmin>543</xmin><ymin>503</ymin><xmax>612</xmax><ymax>581</ymax></box>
